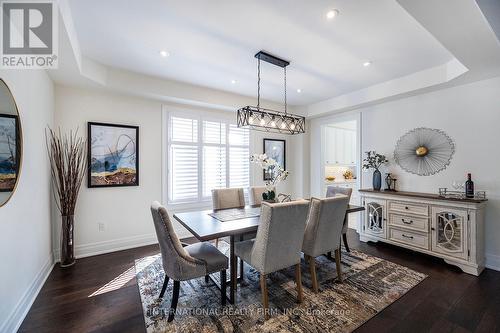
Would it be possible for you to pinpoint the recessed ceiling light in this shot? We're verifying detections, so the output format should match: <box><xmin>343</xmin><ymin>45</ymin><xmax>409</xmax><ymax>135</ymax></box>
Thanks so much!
<box><xmin>326</xmin><ymin>9</ymin><xmax>339</xmax><ymax>19</ymax></box>
<box><xmin>159</xmin><ymin>50</ymin><xmax>170</xmax><ymax>58</ymax></box>
<box><xmin>363</xmin><ymin>61</ymin><xmax>372</xmax><ymax>67</ymax></box>
<box><xmin>296</xmin><ymin>88</ymin><xmax>302</xmax><ymax>93</ymax></box>
<box><xmin>231</xmin><ymin>79</ymin><xmax>237</xmax><ymax>84</ymax></box>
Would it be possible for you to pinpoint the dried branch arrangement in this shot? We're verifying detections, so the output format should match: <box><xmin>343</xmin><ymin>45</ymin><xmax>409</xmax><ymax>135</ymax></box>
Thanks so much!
<box><xmin>45</xmin><ymin>128</ymin><xmax>87</xmax><ymax>216</ymax></box>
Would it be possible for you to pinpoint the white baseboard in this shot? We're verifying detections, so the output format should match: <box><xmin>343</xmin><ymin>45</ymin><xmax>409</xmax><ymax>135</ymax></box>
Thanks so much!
<box><xmin>485</xmin><ymin>253</ymin><xmax>500</xmax><ymax>271</ymax></box>
<box><xmin>1</xmin><ymin>254</ymin><xmax>54</xmax><ymax>333</ymax></box>
<box><xmin>53</xmin><ymin>233</ymin><xmax>159</xmax><ymax>262</ymax></box>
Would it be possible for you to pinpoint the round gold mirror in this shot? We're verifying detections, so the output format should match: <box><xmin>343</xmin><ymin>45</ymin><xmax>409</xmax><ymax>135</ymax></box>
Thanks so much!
<box><xmin>0</xmin><ymin>79</ymin><xmax>21</xmax><ymax>207</ymax></box>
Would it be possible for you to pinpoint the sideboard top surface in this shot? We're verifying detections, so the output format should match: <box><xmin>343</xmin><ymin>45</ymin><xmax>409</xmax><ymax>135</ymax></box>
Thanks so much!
<box><xmin>359</xmin><ymin>189</ymin><xmax>488</xmax><ymax>204</ymax></box>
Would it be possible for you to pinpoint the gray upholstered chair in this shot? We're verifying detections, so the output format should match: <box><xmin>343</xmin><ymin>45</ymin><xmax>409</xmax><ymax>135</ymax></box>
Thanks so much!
<box><xmin>212</xmin><ymin>188</ymin><xmax>245</xmax><ymax>209</ymax></box>
<box><xmin>326</xmin><ymin>185</ymin><xmax>353</xmax><ymax>252</ymax></box>
<box><xmin>249</xmin><ymin>186</ymin><xmax>275</xmax><ymax>205</ymax></box>
<box><xmin>150</xmin><ymin>202</ymin><xmax>229</xmax><ymax>322</ymax></box>
<box><xmin>211</xmin><ymin>187</ymin><xmax>256</xmax><ymax>281</ymax></box>
<box><xmin>302</xmin><ymin>196</ymin><xmax>349</xmax><ymax>292</ymax></box>
<box><xmin>212</xmin><ymin>188</ymin><xmax>245</xmax><ymax>247</ymax></box>
<box><xmin>211</xmin><ymin>188</ymin><xmax>246</xmax><ymax>247</ymax></box>
<box><xmin>234</xmin><ymin>200</ymin><xmax>310</xmax><ymax>319</ymax></box>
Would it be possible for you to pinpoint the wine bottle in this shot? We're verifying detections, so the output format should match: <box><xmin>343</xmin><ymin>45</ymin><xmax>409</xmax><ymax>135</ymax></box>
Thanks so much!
<box><xmin>465</xmin><ymin>173</ymin><xmax>474</xmax><ymax>198</ymax></box>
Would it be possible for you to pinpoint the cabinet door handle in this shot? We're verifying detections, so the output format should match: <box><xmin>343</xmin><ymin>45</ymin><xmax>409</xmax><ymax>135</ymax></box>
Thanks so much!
<box><xmin>405</xmin><ymin>206</ymin><xmax>409</xmax><ymax>210</ymax></box>
<box><xmin>401</xmin><ymin>218</ymin><xmax>413</xmax><ymax>224</ymax></box>
<box><xmin>402</xmin><ymin>234</ymin><xmax>414</xmax><ymax>240</ymax></box>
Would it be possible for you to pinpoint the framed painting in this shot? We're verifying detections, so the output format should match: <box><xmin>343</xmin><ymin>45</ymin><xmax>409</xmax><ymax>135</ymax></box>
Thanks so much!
<box><xmin>0</xmin><ymin>114</ymin><xmax>19</xmax><ymax>192</ymax></box>
<box><xmin>88</xmin><ymin>122</ymin><xmax>139</xmax><ymax>187</ymax></box>
<box><xmin>263</xmin><ymin>138</ymin><xmax>286</xmax><ymax>181</ymax></box>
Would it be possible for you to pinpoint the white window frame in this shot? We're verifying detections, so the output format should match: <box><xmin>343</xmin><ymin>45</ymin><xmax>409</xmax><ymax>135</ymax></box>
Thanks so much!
<box><xmin>162</xmin><ymin>106</ymin><xmax>251</xmax><ymax>209</ymax></box>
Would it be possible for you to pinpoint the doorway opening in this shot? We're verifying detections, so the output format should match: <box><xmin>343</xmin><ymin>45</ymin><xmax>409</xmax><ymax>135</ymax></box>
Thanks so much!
<box><xmin>321</xmin><ymin>116</ymin><xmax>361</xmax><ymax>231</ymax></box>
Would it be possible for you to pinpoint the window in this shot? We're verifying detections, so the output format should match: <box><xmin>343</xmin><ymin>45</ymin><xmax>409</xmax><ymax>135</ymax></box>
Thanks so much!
<box><xmin>167</xmin><ymin>114</ymin><xmax>250</xmax><ymax>204</ymax></box>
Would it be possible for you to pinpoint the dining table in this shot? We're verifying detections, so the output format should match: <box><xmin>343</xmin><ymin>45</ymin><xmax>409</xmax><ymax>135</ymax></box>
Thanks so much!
<box><xmin>174</xmin><ymin>203</ymin><xmax>365</xmax><ymax>304</ymax></box>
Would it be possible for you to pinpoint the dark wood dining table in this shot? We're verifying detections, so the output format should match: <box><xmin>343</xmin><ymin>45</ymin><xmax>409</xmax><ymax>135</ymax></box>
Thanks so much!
<box><xmin>174</xmin><ymin>203</ymin><xmax>365</xmax><ymax>304</ymax></box>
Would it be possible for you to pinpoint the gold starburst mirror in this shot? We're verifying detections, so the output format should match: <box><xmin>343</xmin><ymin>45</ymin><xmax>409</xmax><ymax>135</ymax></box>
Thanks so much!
<box><xmin>394</xmin><ymin>128</ymin><xmax>454</xmax><ymax>176</ymax></box>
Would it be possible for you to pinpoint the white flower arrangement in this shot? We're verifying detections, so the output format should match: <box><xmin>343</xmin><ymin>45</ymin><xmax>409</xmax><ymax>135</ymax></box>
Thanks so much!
<box><xmin>250</xmin><ymin>153</ymin><xmax>289</xmax><ymax>199</ymax></box>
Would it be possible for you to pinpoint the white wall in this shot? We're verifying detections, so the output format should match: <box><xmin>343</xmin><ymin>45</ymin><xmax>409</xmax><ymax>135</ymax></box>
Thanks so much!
<box><xmin>0</xmin><ymin>71</ymin><xmax>54</xmax><ymax>332</ymax></box>
<box><xmin>55</xmin><ymin>85</ymin><xmax>304</xmax><ymax>254</ymax></box>
<box><xmin>55</xmin><ymin>85</ymin><xmax>162</xmax><ymax>256</ymax></box>
<box><xmin>309</xmin><ymin>76</ymin><xmax>500</xmax><ymax>270</ymax></box>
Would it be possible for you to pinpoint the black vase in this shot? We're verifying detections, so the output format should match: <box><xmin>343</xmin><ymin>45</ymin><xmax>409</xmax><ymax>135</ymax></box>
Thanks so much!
<box><xmin>373</xmin><ymin>169</ymin><xmax>382</xmax><ymax>191</ymax></box>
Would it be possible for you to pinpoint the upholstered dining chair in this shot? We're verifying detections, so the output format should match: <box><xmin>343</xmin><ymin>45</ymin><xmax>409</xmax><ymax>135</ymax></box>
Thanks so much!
<box><xmin>150</xmin><ymin>201</ymin><xmax>229</xmax><ymax>322</ymax></box>
<box><xmin>212</xmin><ymin>187</ymin><xmax>245</xmax><ymax>210</ymax></box>
<box><xmin>302</xmin><ymin>196</ymin><xmax>349</xmax><ymax>292</ymax></box>
<box><xmin>326</xmin><ymin>185</ymin><xmax>353</xmax><ymax>252</ymax></box>
<box><xmin>211</xmin><ymin>188</ymin><xmax>246</xmax><ymax>247</ymax></box>
<box><xmin>234</xmin><ymin>200</ymin><xmax>310</xmax><ymax>319</ymax></box>
<box><xmin>249</xmin><ymin>186</ymin><xmax>275</xmax><ymax>205</ymax></box>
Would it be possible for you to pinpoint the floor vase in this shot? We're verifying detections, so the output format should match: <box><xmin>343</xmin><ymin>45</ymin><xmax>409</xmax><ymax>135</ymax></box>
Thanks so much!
<box><xmin>60</xmin><ymin>215</ymin><xmax>75</xmax><ymax>267</ymax></box>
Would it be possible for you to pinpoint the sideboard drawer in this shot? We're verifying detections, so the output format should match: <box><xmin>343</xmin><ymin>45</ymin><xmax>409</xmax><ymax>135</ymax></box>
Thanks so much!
<box><xmin>389</xmin><ymin>213</ymin><xmax>429</xmax><ymax>233</ymax></box>
<box><xmin>389</xmin><ymin>228</ymin><xmax>429</xmax><ymax>250</ymax></box>
<box><xmin>388</xmin><ymin>201</ymin><xmax>429</xmax><ymax>217</ymax></box>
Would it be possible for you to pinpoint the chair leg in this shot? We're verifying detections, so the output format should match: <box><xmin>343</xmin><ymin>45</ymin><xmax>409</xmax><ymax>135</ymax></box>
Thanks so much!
<box><xmin>342</xmin><ymin>233</ymin><xmax>350</xmax><ymax>252</ymax></box>
<box><xmin>334</xmin><ymin>249</ymin><xmax>343</xmax><ymax>283</ymax></box>
<box><xmin>221</xmin><ymin>269</ymin><xmax>227</xmax><ymax>306</ymax></box>
<box><xmin>295</xmin><ymin>264</ymin><xmax>304</xmax><ymax>303</ymax></box>
<box><xmin>205</xmin><ymin>275</ymin><xmax>209</xmax><ymax>283</ymax></box>
<box><xmin>259</xmin><ymin>273</ymin><xmax>269</xmax><ymax>320</ymax></box>
<box><xmin>239</xmin><ymin>258</ymin><xmax>244</xmax><ymax>280</ymax></box>
<box><xmin>159</xmin><ymin>275</ymin><xmax>169</xmax><ymax>299</ymax></box>
<box><xmin>215</xmin><ymin>238</ymin><xmax>219</xmax><ymax>248</ymax></box>
<box><xmin>239</xmin><ymin>235</ymin><xmax>245</xmax><ymax>280</ymax></box>
<box><xmin>308</xmin><ymin>255</ymin><xmax>318</xmax><ymax>293</ymax></box>
<box><xmin>167</xmin><ymin>280</ymin><xmax>180</xmax><ymax>322</ymax></box>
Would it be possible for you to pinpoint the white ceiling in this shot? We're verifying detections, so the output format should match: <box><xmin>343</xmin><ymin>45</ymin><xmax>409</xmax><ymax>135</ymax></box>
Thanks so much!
<box><xmin>67</xmin><ymin>0</ymin><xmax>453</xmax><ymax>106</ymax></box>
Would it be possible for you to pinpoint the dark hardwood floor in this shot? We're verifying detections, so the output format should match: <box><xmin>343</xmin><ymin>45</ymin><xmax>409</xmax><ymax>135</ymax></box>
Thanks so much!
<box><xmin>19</xmin><ymin>230</ymin><xmax>500</xmax><ymax>332</ymax></box>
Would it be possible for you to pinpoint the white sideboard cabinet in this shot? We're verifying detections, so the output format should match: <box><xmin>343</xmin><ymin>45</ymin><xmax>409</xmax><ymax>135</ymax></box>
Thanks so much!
<box><xmin>359</xmin><ymin>189</ymin><xmax>487</xmax><ymax>276</ymax></box>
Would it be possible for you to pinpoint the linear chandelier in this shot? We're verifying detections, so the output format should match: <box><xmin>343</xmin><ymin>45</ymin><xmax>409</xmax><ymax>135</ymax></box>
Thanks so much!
<box><xmin>237</xmin><ymin>51</ymin><xmax>305</xmax><ymax>135</ymax></box>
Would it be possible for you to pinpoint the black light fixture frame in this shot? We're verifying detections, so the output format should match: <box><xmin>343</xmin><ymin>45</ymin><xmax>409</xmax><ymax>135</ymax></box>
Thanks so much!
<box><xmin>237</xmin><ymin>51</ymin><xmax>305</xmax><ymax>135</ymax></box>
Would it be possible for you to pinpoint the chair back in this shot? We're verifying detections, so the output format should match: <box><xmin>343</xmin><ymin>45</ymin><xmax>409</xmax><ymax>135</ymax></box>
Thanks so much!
<box><xmin>212</xmin><ymin>188</ymin><xmax>245</xmax><ymax>210</ymax></box>
<box><xmin>150</xmin><ymin>201</ymin><xmax>204</xmax><ymax>280</ymax></box>
<box><xmin>251</xmin><ymin>200</ymin><xmax>310</xmax><ymax>274</ymax></box>
<box><xmin>326</xmin><ymin>185</ymin><xmax>352</xmax><ymax>201</ymax></box>
<box><xmin>249</xmin><ymin>186</ymin><xmax>275</xmax><ymax>205</ymax></box>
<box><xmin>302</xmin><ymin>196</ymin><xmax>349</xmax><ymax>257</ymax></box>
<box><xmin>326</xmin><ymin>186</ymin><xmax>353</xmax><ymax>234</ymax></box>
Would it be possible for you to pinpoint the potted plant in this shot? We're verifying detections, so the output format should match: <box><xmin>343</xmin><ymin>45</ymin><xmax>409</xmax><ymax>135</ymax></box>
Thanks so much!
<box><xmin>362</xmin><ymin>151</ymin><xmax>388</xmax><ymax>191</ymax></box>
<box><xmin>46</xmin><ymin>128</ymin><xmax>87</xmax><ymax>267</ymax></box>
<box><xmin>250</xmin><ymin>154</ymin><xmax>289</xmax><ymax>202</ymax></box>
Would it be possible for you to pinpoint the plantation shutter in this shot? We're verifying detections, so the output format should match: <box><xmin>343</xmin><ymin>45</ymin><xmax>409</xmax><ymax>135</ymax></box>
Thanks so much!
<box><xmin>169</xmin><ymin>117</ymin><xmax>198</xmax><ymax>202</ymax></box>
<box><xmin>167</xmin><ymin>115</ymin><xmax>250</xmax><ymax>204</ymax></box>
<box><xmin>202</xmin><ymin>121</ymin><xmax>226</xmax><ymax>197</ymax></box>
<box><xmin>228</xmin><ymin>125</ymin><xmax>250</xmax><ymax>189</ymax></box>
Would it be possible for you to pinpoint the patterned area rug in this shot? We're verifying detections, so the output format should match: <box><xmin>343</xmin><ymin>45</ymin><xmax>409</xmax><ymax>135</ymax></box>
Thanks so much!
<box><xmin>135</xmin><ymin>243</ymin><xmax>426</xmax><ymax>333</ymax></box>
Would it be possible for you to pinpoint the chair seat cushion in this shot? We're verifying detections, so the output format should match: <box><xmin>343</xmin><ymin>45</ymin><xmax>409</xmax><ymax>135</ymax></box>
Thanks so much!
<box><xmin>233</xmin><ymin>239</ymin><xmax>255</xmax><ymax>265</ymax></box>
<box><xmin>185</xmin><ymin>242</ymin><xmax>228</xmax><ymax>274</ymax></box>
